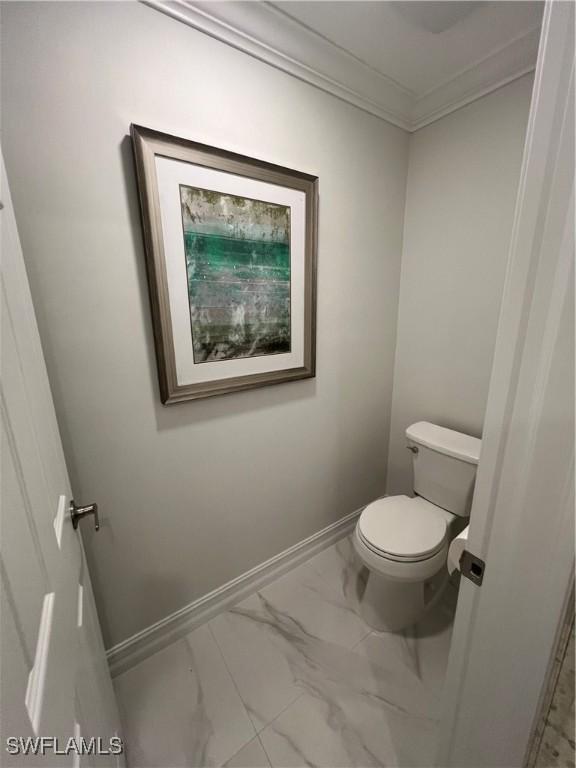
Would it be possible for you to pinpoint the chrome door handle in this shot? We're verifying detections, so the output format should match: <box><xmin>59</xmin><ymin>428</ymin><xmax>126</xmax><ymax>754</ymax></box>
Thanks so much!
<box><xmin>406</xmin><ymin>445</ymin><xmax>419</xmax><ymax>454</ymax></box>
<box><xmin>70</xmin><ymin>500</ymin><xmax>100</xmax><ymax>531</ymax></box>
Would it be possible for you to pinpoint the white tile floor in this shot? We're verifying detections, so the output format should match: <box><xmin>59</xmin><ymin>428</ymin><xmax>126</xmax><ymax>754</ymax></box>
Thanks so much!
<box><xmin>114</xmin><ymin>535</ymin><xmax>456</xmax><ymax>768</ymax></box>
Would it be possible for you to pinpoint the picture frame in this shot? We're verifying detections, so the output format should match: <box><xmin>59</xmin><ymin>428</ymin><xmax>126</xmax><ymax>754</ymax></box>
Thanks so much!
<box><xmin>131</xmin><ymin>124</ymin><xmax>318</xmax><ymax>404</ymax></box>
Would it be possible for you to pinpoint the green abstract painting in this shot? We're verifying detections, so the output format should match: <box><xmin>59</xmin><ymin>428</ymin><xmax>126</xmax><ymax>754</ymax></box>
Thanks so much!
<box><xmin>180</xmin><ymin>186</ymin><xmax>291</xmax><ymax>363</ymax></box>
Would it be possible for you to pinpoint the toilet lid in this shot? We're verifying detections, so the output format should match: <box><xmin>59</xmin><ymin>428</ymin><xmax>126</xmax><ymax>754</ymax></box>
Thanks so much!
<box><xmin>358</xmin><ymin>496</ymin><xmax>448</xmax><ymax>561</ymax></box>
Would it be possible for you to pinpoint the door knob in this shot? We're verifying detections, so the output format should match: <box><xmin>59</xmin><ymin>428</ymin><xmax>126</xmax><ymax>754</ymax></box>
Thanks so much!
<box><xmin>70</xmin><ymin>500</ymin><xmax>100</xmax><ymax>531</ymax></box>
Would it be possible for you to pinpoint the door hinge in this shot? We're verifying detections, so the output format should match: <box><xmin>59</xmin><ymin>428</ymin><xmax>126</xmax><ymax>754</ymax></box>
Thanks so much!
<box><xmin>460</xmin><ymin>550</ymin><xmax>485</xmax><ymax>586</ymax></box>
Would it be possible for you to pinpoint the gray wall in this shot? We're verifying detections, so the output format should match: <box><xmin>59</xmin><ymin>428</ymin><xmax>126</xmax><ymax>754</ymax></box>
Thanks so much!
<box><xmin>386</xmin><ymin>75</ymin><xmax>534</xmax><ymax>495</ymax></box>
<box><xmin>1</xmin><ymin>2</ymin><xmax>409</xmax><ymax>648</ymax></box>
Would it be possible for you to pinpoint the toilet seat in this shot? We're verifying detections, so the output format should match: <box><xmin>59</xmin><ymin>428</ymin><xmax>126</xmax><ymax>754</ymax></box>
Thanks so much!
<box><xmin>357</xmin><ymin>496</ymin><xmax>451</xmax><ymax>563</ymax></box>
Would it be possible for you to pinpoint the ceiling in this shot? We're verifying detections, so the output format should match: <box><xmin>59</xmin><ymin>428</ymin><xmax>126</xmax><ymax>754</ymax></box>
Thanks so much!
<box><xmin>144</xmin><ymin>0</ymin><xmax>544</xmax><ymax>131</ymax></box>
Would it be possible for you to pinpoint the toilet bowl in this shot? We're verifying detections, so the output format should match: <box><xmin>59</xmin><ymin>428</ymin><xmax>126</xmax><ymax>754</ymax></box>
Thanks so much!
<box><xmin>354</xmin><ymin>422</ymin><xmax>481</xmax><ymax>632</ymax></box>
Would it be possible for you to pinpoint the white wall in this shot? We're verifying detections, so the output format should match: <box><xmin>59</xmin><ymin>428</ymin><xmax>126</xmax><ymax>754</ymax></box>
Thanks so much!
<box><xmin>1</xmin><ymin>2</ymin><xmax>408</xmax><ymax>648</ymax></box>
<box><xmin>386</xmin><ymin>75</ymin><xmax>533</xmax><ymax>495</ymax></box>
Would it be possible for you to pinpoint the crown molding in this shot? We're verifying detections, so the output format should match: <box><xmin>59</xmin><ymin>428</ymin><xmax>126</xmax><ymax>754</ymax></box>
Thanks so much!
<box><xmin>410</xmin><ymin>26</ymin><xmax>541</xmax><ymax>131</ymax></box>
<box><xmin>142</xmin><ymin>0</ymin><xmax>412</xmax><ymax>128</ymax></box>
<box><xmin>142</xmin><ymin>0</ymin><xmax>540</xmax><ymax>133</ymax></box>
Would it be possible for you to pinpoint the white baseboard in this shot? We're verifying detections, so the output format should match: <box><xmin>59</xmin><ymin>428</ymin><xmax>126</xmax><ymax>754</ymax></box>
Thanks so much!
<box><xmin>107</xmin><ymin>508</ymin><xmax>362</xmax><ymax>676</ymax></box>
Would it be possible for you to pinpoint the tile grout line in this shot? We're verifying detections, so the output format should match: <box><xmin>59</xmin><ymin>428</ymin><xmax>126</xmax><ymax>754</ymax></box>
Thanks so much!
<box><xmin>200</xmin><ymin>538</ymin><xmax>347</xmax><ymax>737</ymax></box>
<box><xmin>221</xmin><ymin>732</ymin><xmax>270</xmax><ymax>768</ymax></box>
<box><xmin>207</xmin><ymin>614</ymin><xmax>310</xmax><ymax>766</ymax></box>
<box><xmin>309</xmin><ymin>537</ymin><xmax>376</xmax><ymax>654</ymax></box>
<box><xmin>207</xmin><ymin>614</ymin><xmax>269</xmax><ymax>734</ymax></box>
<box><xmin>242</xmin><ymin>542</ymin><xmax>367</xmax><ymax>763</ymax></box>
<box><xmin>204</xmin><ymin>620</ymin><xmax>259</xmax><ymax>763</ymax></box>
<box><xmin>258</xmin><ymin>689</ymin><xmax>307</xmax><ymax>735</ymax></box>
<box><xmin>205</xmin><ymin>606</ymin><xmax>312</xmax><ymax>735</ymax></box>
<box><xmin>268</xmin><ymin>544</ymin><xmax>375</xmax><ymax>657</ymax></box>
<box><xmin>349</xmin><ymin>625</ymin><xmax>374</xmax><ymax>653</ymax></box>
<box><xmin>256</xmin><ymin>732</ymin><xmax>274</xmax><ymax>768</ymax></box>
<box><xmin>254</xmin><ymin>690</ymin><xmax>310</xmax><ymax>767</ymax></box>
<box><xmin>208</xmin><ymin>537</ymin><xmax>370</xmax><ymax>764</ymax></box>
<box><xmin>219</xmin><ymin>738</ymin><xmax>251</xmax><ymax>768</ymax></box>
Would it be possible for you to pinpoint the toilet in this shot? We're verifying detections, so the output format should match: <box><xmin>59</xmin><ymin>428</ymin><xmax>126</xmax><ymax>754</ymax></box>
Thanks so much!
<box><xmin>354</xmin><ymin>421</ymin><xmax>481</xmax><ymax>632</ymax></box>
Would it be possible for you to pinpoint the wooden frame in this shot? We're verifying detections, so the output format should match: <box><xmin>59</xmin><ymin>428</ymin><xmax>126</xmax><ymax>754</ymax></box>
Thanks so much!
<box><xmin>131</xmin><ymin>124</ymin><xmax>318</xmax><ymax>404</ymax></box>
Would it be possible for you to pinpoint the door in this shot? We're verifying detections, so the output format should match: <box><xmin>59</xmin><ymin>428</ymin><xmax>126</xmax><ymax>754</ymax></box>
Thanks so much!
<box><xmin>436</xmin><ymin>1</ymin><xmax>574</xmax><ymax>766</ymax></box>
<box><xmin>1</xmin><ymin>152</ymin><xmax>123</xmax><ymax>766</ymax></box>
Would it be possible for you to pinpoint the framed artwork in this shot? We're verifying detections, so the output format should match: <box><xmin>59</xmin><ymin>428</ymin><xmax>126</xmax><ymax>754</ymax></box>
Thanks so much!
<box><xmin>131</xmin><ymin>125</ymin><xmax>318</xmax><ymax>404</ymax></box>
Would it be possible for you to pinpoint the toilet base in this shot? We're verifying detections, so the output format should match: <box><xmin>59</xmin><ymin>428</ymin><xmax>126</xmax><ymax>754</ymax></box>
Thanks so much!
<box><xmin>358</xmin><ymin>567</ymin><xmax>448</xmax><ymax>632</ymax></box>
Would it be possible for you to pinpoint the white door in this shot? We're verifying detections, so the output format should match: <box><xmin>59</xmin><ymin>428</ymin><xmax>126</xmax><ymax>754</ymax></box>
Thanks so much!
<box><xmin>1</xmin><ymin>153</ymin><xmax>123</xmax><ymax>766</ymax></box>
<box><xmin>437</xmin><ymin>1</ymin><xmax>574</xmax><ymax>766</ymax></box>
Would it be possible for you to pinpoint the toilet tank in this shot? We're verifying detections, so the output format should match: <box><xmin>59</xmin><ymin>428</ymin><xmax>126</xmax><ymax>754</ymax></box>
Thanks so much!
<box><xmin>406</xmin><ymin>422</ymin><xmax>481</xmax><ymax>517</ymax></box>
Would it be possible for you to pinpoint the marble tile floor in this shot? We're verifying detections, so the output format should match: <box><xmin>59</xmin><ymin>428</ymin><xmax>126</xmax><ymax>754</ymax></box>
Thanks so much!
<box><xmin>114</xmin><ymin>535</ymin><xmax>456</xmax><ymax>768</ymax></box>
